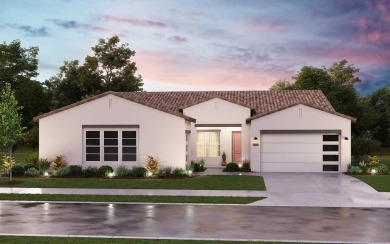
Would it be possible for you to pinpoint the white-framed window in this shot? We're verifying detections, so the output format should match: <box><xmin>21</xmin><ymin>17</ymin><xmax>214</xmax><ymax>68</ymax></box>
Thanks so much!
<box><xmin>84</xmin><ymin>128</ymin><xmax>137</xmax><ymax>163</ymax></box>
<box><xmin>196</xmin><ymin>131</ymin><xmax>220</xmax><ymax>157</ymax></box>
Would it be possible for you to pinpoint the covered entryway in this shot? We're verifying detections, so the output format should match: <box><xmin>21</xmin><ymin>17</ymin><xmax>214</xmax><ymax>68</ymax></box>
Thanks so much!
<box><xmin>260</xmin><ymin>131</ymin><xmax>340</xmax><ymax>172</ymax></box>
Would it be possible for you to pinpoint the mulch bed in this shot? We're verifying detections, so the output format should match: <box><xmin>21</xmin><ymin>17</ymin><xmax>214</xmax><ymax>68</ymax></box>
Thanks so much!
<box><xmin>223</xmin><ymin>169</ymin><xmax>251</xmax><ymax>172</ymax></box>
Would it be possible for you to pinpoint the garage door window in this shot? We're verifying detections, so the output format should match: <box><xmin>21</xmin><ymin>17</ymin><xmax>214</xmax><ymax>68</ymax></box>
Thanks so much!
<box><xmin>84</xmin><ymin>129</ymin><xmax>137</xmax><ymax>162</ymax></box>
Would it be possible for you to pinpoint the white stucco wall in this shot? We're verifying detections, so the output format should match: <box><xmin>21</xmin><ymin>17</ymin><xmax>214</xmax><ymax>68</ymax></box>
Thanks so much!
<box><xmin>250</xmin><ymin>104</ymin><xmax>352</xmax><ymax>172</ymax></box>
<box><xmin>39</xmin><ymin>94</ymin><xmax>186</xmax><ymax>169</ymax></box>
<box><xmin>183</xmin><ymin>98</ymin><xmax>251</xmax><ymax>167</ymax></box>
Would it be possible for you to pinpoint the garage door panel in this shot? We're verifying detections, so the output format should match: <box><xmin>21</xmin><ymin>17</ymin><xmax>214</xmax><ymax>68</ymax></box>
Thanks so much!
<box><xmin>260</xmin><ymin>132</ymin><xmax>340</xmax><ymax>172</ymax></box>
<box><xmin>262</xmin><ymin>163</ymin><xmax>323</xmax><ymax>172</ymax></box>
<box><xmin>262</xmin><ymin>134</ymin><xmax>322</xmax><ymax>143</ymax></box>
<box><xmin>261</xmin><ymin>152</ymin><xmax>322</xmax><ymax>163</ymax></box>
<box><xmin>262</xmin><ymin>143</ymin><xmax>322</xmax><ymax>153</ymax></box>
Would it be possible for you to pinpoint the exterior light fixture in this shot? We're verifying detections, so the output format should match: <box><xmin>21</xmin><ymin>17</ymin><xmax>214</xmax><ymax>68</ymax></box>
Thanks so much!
<box><xmin>371</xmin><ymin>169</ymin><xmax>377</xmax><ymax>175</ymax></box>
<box><xmin>187</xmin><ymin>170</ymin><xmax>192</xmax><ymax>175</ymax></box>
<box><xmin>44</xmin><ymin>172</ymin><xmax>49</xmax><ymax>177</ymax></box>
<box><xmin>238</xmin><ymin>164</ymin><xmax>243</xmax><ymax>168</ymax></box>
<box><xmin>107</xmin><ymin>172</ymin><xmax>114</xmax><ymax>178</ymax></box>
<box><xmin>147</xmin><ymin>171</ymin><xmax>153</xmax><ymax>177</ymax></box>
<box><xmin>344</xmin><ymin>137</ymin><xmax>349</xmax><ymax>140</ymax></box>
<box><xmin>252</xmin><ymin>137</ymin><xmax>259</xmax><ymax>146</ymax></box>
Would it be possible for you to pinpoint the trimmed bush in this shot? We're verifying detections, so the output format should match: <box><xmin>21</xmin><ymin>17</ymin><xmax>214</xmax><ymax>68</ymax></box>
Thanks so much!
<box><xmin>225</xmin><ymin>162</ymin><xmax>239</xmax><ymax>171</ymax></box>
<box><xmin>371</xmin><ymin>164</ymin><xmax>388</xmax><ymax>174</ymax></box>
<box><xmin>98</xmin><ymin>165</ymin><xmax>113</xmax><ymax>176</ymax></box>
<box><xmin>68</xmin><ymin>165</ymin><xmax>82</xmax><ymax>176</ymax></box>
<box><xmin>131</xmin><ymin>167</ymin><xmax>147</xmax><ymax>177</ymax></box>
<box><xmin>52</xmin><ymin>155</ymin><xmax>67</xmax><ymax>170</ymax></box>
<box><xmin>38</xmin><ymin>158</ymin><xmax>51</xmax><ymax>172</ymax></box>
<box><xmin>190</xmin><ymin>159</ymin><xmax>205</xmax><ymax>172</ymax></box>
<box><xmin>347</xmin><ymin>165</ymin><xmax>362</xmax><ymax>174</ymax></box>
<box><xmin>24</xmin><ymin>168</ymin><xmax>40</xmax><ymax>177</ymax></box>
<box><xmin>242</xmin><ymin>159</ymin><xmax>251</xmax><ymax>170</ymax></box>
<box><xmin>172</xmin><ymin>167</ymin><xmax>186</xmax><ymax>177</ymax></box>
<box><xmin>24</xmin><ymin>163</ymin><xmax>39</xmax><ymax>171</ymax></box>
<box><xmin>115</xmin><ymin>166</ymin><xmax>130</xmax><ymax>177</ymax></box>
<box><xmin>11</xmin><ymin>164</ymin><xmax>25</xmax><ymax>176</ymax></box>
<box><xmin>155</xmin><ymin>168</ymin><xmax>166</xmax><ymax>178</ymax></box>
<box><xmin>53</xmin><ymin>167</ymin><xmax>70</xmax><ymax>177</ymax></box>
<box><xmin>162</xmin><ymin>166</ymin><xmax>172</xmax><ymax>175</ymax></box>
<box><xmin>82</xmin><ymin>166</ymin><xmax>98</xmax><ymax>177</ymax></box>
<box><xmin>24</xmin><ymin>153</ymin><xmax>39</xmax><ymax>164</ymax></box>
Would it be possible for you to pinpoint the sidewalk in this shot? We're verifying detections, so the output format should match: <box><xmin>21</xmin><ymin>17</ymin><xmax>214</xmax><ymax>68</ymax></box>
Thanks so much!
<box><xmin>0</xmin><ymin>187</ymin><xmax>265</xmax><ymax>197</ymax></box>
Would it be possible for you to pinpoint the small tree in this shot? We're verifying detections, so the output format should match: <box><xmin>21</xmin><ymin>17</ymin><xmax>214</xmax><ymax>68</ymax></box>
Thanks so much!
<box><xmin>0</xmin><ymin>83</ymin><xmax>25</xmax><ymax>182</ymax></box>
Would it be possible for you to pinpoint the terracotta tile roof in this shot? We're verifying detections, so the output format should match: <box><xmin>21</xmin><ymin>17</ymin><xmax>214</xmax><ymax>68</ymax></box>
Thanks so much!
<box><xmin>33</xmin><ymin>90</ymin><xmax>356</xmax><ymax>122</ymax></box>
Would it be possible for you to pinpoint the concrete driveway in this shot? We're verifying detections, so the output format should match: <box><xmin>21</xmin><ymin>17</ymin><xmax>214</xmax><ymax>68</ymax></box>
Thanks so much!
<box><xmin>250</xmin><ymin>173</ymin><xmax>390</xmax><ymax>208</ymax></box>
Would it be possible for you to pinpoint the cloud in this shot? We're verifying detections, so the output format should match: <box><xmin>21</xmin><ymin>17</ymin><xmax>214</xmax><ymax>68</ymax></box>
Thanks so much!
<box><xmin>5</xmin><ymin>23</ymin><xmax>49</xmax><ymax>37</ymax></box>
<box><xmin>242</xmin><ymin>22</ymin><xmax>287</xmax><ymax>32</ymax></box>
<box><xmin>48</xmin><ymin>19</ymin><xmax>109</xmax><ymax>32</ymax></box>
<box><xmin>99</xmin><ymin>15</ymin><xmax>173</xmax><ymax>28</ymax></box>
<box><xmin>168</xmin><ymin>35</ymin><xmax>187</xmax><ymax>43</ymax></box>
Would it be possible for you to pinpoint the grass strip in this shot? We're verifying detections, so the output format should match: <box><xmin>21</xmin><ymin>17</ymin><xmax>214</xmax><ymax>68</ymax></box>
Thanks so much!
<box><xmin>0</xmin><ymin>194</ymin><xmax>264</xmax><ymax>204</ymax></box>
<box><xmin>0</xmin><ymin>236</ymin><xmax>311</xmax><ymax>244</ymax></box>
<box><xmin>0</xmin><ymin>175</ymin><xmax>266</xmax><ymax>191</ymax></box>
<box><xmin>352</xmin><ymin>175</ymin><xmax>390</xmax><ymax>192</ymax></box>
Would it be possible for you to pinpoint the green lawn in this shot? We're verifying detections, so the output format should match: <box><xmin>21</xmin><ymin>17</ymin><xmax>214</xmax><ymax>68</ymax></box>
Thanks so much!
<box><xmin>0</xmin><ymin>194</ymin><xmax>264</xmax><ymax>204</ymax></box>
<box><xmin>352</xmin><ymin>175</ymin><xmax>390</xmax><ymax>192</ymax></box>
<box><xmin>11</xmin><ymin>146</ymin><xmax>38</xmax><ymax>164</ymax></box>
<box><xmin>0</xmin><ymin>236</ymin><xmax>312</xmax><ymax>244</ymax></box>
<box><xmin>0</xmin><ymin>175</ymin><xmax>266</xmax><ymax>190</ymax></box>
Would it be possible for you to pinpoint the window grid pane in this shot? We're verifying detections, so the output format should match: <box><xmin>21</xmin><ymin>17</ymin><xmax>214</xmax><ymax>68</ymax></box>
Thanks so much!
<box><xmin>122</xmin><ymin>131</ymin><xmax>137</xmax><ymax>161</ymax></box>
<box><xmin>86</xmin><ymin>131</ymin><xmax>100</xmax><ymax>161</ymax></box>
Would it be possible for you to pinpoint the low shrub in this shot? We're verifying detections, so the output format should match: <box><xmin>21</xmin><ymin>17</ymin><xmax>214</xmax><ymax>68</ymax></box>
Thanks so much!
<box><xmin>82</xmin><ymin>166</ymin><xmax>99</xmax><ymax>177</ymax></box>
<box><xmin>172</xmin><ymin>167</ymin><xmax>186</xmax><ymax>177</ymax></box>
<box><xmin>115</xmin><ymin>166</ymin><xmax>130</xmax><ymax>177</ymax></box>
<box><xmin>191</xmin><ymin>159</ymin><xmax>205</xmax><ymax>172</ymax></box>
<box><xmin>146</xmin><ymin>156</ymin><xmax>159</xmax><ymax>175</ymax></box>
<box><xmin>370</xmin><ymin>163</ymin><xmax>388</xmax><ymax>174</ymax></box>
<box><xmin>24</xmin><ymin>168</ymin><xmax>40</xmax><ymax>177</ymax></box>
<box><xmin>162</xmin><ymin>166</ymin><xmax>172</xmax><ymax>175</ymax></box>
<box><xmin>52</xmin><ymin>155</ymin><xmax>67</xmax><ymax>170</ymax></box>
<box><xmin>11</xmin><ymin>164</ymin><xmax>25</xmax><ymax>176</ymax></box>
<box><xmin>98</xmin><ymin>165</ymin><xmax>114</xmax><ymax>176</ymax></box>
<box><xmin>131</xmin><ymin>167</ymin><xmax>147</xmax><ymax>177</ymax></box>
<box><xmin>68</xmin><ymin>165</ymin><xmax>83</xmax><ymax>176</ymax></box>
<box><xmin>24</xmin><ymin>153</ymin><xmax>39</xmax><ymax>165</ymax></box>
<box><xmin>155</xmin><ymin>168</ymin><xmax>166</xmax><ymax>178</ymax></box>
<box><xmin>225</xmin><ymin>162</ymin><xmax>239</xmax><ymax>171</ymax></box>
<box><xmin>24</xmin><ymin>163</ymin><xmax>39</xmax><ymax>171</ymax></box>
<box><xmin>242</xmin><ymin>159</ymin><xmax>251</xmax><ymax>170</ymax></box>
<box><xmin>38</xmin><ymin>158</ymin><xmax>51</xmax><ymax>172</ymax></box>
<box><xmin>347</xmin><ymin>165</ymin><xmax>362</xmax><ymax>174</ymax></box>
<box><xmin>2</xmin><ymin>156</ymin><xmax>15</xmax><ymax>174</ymax></box>
<box><xmin>53</xmin><ymin>167</ymin><xmax>70</xmax><ymax>177</ymax></box>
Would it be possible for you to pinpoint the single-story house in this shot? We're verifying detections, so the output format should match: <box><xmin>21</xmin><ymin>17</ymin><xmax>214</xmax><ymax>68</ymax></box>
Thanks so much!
<box><xmin>34</xmin><ymin>90</ymin><xmax>356</xmax><ymax>172</ymax></box>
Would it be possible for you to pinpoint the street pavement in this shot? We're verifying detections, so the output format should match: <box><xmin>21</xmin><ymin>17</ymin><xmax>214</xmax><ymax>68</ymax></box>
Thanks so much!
<box><xmin>0</xmin><ymin>202</ymin><xmax>389</xmax><ymax>243</ymax></box>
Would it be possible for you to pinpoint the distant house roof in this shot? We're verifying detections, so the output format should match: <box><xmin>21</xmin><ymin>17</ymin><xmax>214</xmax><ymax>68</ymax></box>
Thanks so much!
<box><xmin>33</xmin><ymin>90</ymin><xmax>357</xmax><ymax>123</ymax></box>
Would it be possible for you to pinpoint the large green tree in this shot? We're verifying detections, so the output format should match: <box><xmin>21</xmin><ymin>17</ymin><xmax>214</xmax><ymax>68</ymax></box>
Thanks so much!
<box><xmin>369</xmin><ymin>87</ymin><xmax>390</xmax><ymax>147</ymax></box>
<box><xmin>46</xmin><ymin>36</ymin><xmax>143</xmax><ymax>108</ymax></box>
<box><xmin>0</xmin><ymin>40</ymin><xmax>51</xmax><ymax>128</ymax></box>
<box><xmin>0</xmin><ymin>83</ymin><xmax>25</xmax><ymax>182</ymax></box>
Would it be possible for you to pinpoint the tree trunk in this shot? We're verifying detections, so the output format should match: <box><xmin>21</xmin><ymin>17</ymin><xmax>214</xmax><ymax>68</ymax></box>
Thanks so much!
<box><xmin>9</xmin><ymin>148</ymin><xmax>13</xmax><ymax>183</ymax></box>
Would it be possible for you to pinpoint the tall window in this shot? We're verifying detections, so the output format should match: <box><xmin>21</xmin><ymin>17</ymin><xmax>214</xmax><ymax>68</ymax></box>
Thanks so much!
<box><xmin>84</xmin><ymin>129</ymin><xmax>137</xmax><ymax>162</ymax></box>
<box><xmin>196</xmin><ymin>131</ymin><xmax>220</xmax><ymax>157</ymax></box>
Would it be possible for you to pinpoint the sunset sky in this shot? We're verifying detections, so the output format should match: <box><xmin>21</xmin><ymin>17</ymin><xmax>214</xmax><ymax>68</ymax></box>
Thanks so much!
<box><xmin>1</xmin><ymin>0</ymin><xmax>389</xmax><ymax>95</ymax></box>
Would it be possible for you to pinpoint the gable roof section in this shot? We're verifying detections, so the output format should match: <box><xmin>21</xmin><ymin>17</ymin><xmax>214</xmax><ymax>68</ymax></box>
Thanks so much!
<box><xmin>34</xmin><ymin>90</ymin><xmax>356</xmax><ymax>123</ymax></box>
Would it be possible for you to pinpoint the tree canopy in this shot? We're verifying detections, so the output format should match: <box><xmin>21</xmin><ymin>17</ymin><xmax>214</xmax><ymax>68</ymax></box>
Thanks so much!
<box><xmin>46</xmin><ymin>36</ymin><xmax>143</xmax><ymax>108</ymax></box>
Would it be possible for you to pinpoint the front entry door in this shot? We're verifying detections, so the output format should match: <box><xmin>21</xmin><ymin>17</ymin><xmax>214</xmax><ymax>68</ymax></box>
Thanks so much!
<box><xmin>232</xmin><ymin>131</ymin><xmax>242</xmax><ymax>163</ymax></box>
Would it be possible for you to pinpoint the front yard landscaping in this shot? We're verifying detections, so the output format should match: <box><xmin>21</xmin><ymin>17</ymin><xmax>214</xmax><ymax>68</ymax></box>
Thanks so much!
<box><xmin>0</xmin><ymin>194</ymin><xmax>264</xmax><ymax>204</ymax></box>
<box><xmin>0</xmin><ymin>175</ymin><xmax>266</xmax><ymax>191</ymax></box>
